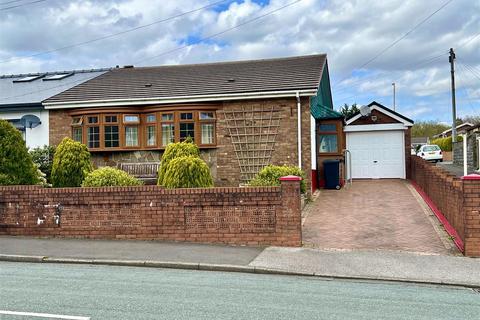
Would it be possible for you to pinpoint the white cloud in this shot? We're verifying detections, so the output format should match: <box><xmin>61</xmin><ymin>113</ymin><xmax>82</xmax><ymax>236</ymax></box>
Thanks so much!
<box><xmin>0</xmin><ymin>0</ymin><xmax>478</xmax><ymax>122</ymax></box>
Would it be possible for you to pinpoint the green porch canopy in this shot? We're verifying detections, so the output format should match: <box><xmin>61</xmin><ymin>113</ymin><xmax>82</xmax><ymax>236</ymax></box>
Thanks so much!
<box><xmin>310</xmin><ymin>101</ymin><xmax>343</xmax><ymax>120</ymax></box>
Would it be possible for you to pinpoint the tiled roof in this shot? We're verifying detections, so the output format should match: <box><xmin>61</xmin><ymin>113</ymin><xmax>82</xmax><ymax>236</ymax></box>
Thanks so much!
<box><xmin>45</xmin><ymin>54</ymin><xmax>327</xmax><ymax>104</ymax></box>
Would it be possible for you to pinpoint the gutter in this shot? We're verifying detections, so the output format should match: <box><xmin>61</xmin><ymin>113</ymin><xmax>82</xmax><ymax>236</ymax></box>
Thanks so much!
<box><xmin>296</xmin><ymin>91</ymin><xmax>302</xmax><ymax>168</ymax></box>
<box><xmin>43</xmin><ymin>89</ymin><xmax>318</xmax><ymax>109</ymax></box>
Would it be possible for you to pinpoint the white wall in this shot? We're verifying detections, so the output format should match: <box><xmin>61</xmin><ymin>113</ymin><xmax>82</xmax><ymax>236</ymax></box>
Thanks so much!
<box><xmin>0</xmin><ymin>109</ymin><xmax>49</xmax><ymax>149</ymax></box>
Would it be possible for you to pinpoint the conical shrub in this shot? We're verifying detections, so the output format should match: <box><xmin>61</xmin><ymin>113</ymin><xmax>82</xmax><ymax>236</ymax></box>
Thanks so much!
<box><xmin>162</xmin><ymin>156</ymin><xmax>213</xmax><ymax>188</ymax></box>
<box><xmin>157</xmin><ymin>140</ymin><xmax>200</xmax><ymax>186</ymax></box>
<box><xmin>51</xmin><ymin>137</ymin><xmax>93</xmax><ymax>187</ymax></box>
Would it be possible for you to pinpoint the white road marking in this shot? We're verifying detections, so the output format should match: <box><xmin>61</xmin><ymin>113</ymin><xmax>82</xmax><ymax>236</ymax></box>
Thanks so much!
<box><xmin>0</xmin><ymin>310</ymin><xmax>90</xmax><ymax>320</ymax></box>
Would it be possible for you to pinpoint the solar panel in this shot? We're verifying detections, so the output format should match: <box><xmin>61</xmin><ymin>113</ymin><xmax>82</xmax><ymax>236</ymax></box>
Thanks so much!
<box><xmin>43</xmin><ymin>73</ymin><xmax>74</xmax><ymax>81</ymax></box>
<box><xmin>12</xmin><ymin>75</ymin><xmax>44</xmax><ymax>82</ymax></box>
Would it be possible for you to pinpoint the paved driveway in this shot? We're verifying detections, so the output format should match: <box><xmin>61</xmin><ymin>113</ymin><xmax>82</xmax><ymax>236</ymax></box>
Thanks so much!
<box><xmin>302</xmin><ymin>180</ymin><xmax>457</xmax><ymax>255</ymax></box>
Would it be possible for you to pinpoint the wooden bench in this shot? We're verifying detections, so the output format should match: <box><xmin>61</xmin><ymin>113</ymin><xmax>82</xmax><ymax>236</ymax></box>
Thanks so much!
<box><xmin>118</xmin><ymin>162</ymin><xmax>160</xmax><ymax>185</ymax></box>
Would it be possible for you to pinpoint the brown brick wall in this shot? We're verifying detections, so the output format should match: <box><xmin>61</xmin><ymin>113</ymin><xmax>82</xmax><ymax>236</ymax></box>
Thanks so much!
<box><xmin>48</xmin><ymin>98</ymin><xmax>313</xmax><ymax>192</ymax></box>
<box><xmin>0</xmin><ymin>180</ymin><xmax>302</xmax><ymax>247</ymax></box>
<box><xmin>410</xmin><ymin>156</ymin><xmax>480</xmax><ymax>257</ymax></box>
<box><xmin>349</xmin><ymin>109</ymin><xmax>399</xmax><ymax>125</ymax></box>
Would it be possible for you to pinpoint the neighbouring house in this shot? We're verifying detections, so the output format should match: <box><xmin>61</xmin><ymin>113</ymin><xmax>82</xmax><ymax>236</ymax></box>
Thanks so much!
<box><xmin>434</xmin><ymin>122</ymin><xmax>475</xmax><ymax>138</ymax></box>
<box><xmin>42</xmin><ymin>55</ymin><xmax>336</xmax><ymax>192</ymax></box>
<box><xmin>0</xmin><ymin>68</ymin><xmax>110</xmax><ymax>148</ymax></box>
<box><xmin>344</xmin><ymin>101</ymin><xmax>414</xmax><ymax>180</ymax></box>
<box><xmin>411</xmin><ymin>137</ymin><xmax>429</xmax><ymax>149</ymax></box>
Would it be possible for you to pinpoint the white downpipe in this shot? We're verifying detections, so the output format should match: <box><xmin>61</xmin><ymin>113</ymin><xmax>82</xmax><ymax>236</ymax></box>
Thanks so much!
<box><xmin>463</xmin><ymin>134</ymin><xmax>468</xmax><ymax>176</ymax></box>
<box><xmin>296</xmin><ymin>92</ymin><xmax>302</xmax><ymax>169</ymax></box>
<box><xmin>477</xmin><ymin>137</ymin><xmax>480</xmax><ymax>172</ymax></box>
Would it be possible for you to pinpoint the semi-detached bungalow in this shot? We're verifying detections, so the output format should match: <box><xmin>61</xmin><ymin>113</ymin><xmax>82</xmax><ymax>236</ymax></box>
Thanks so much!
<box><xmin>43</xmin><ymin>54</ymin><xmax>336</xmax><ymax>192</ymax></box>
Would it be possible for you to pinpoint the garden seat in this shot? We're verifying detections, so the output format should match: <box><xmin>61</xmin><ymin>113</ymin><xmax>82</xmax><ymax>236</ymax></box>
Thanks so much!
<box><xmin>118</xmin><ymin>162</ymin><xmax>159</xmax><ymax>185</ymax></box>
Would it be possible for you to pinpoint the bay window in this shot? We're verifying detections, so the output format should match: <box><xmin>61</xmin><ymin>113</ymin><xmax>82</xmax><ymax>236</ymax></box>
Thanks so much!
<box><xmin>70</xmin><ymin>109</ymin><xmax>217</xmax><ymax>151</ymax></box>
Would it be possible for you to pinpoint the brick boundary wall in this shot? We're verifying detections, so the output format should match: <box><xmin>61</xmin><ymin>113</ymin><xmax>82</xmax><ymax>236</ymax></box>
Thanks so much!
<box><xmin>410</xmin><ymin>156</ymin><xmax>480</xmax><ymax>257</ymax></box>
<box><xmin>0</xmin><ymin>179</ymin><xmax>302</xmax><ymax>247</ymax></box>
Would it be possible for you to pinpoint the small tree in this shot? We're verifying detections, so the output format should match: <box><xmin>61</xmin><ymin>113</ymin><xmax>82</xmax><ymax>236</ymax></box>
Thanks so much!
<box><xmin>157</xmin><ymin>140</ymin><xmax>200</xmax><ymax>186</ymax></box>
<box><xmin>51</xmin><ymin>137</ymin><xmax>93</xmax><ymax>187</ymax></box>
<box><xmin>162</xmin><ymin>156</ymin><xmax>213</xmax><ymax>188</ymax></box>
<box><xmin>0</xmin><ymin>120</ymin><xmax>39</xmax><ymax>185</ymax></box>
<box><xmin>339</xmin><ymin>103</ymin><xmax>359</xmax><ymax>119</ymax></box>
<box><xmin>30</xmin><ymin>145</ymin><xmax>56</xmax><ymax>183</ymax></box>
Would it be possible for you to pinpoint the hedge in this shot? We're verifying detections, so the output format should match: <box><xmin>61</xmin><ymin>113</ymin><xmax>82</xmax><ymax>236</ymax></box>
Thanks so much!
<box><xmin>431</xmin><ymin>136</ymin><xmax>463</xmax><ymax>152</ymax></box>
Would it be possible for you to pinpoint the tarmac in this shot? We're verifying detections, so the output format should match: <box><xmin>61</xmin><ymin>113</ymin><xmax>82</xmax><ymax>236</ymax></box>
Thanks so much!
<box><xmin>1</xmin><ymin>236</ymin><xmax>479</xmax><ymax>288</ymax></box>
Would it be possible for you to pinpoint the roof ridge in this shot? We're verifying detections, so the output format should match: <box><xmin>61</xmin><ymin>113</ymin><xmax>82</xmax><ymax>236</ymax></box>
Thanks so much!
<box><xmin>0</xmin><ymin>67</ymin><xmax>114</xmax><ymax>79</ymax></box>
<box><xmin>120</xmin><ymin>54</ymin><xmax>327</xmax><ymax>70</ymax></box>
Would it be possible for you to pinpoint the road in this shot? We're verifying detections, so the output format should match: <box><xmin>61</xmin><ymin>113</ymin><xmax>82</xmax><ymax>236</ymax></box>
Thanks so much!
<box><xmin>0</xmin><ymin>262</ymin><xmax>479</xmax><ymax>320</ymax></box>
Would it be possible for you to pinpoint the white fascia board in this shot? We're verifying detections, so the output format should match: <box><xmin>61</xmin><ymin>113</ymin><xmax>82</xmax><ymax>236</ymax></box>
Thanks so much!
<box><xmin>371</xmin><ymin>105</ymin><xmax>413</xmax><ymax>126</ymax></box>
<box><xmin>43</xmin><ymin>89</ymin><xmax>318</xmax><ymax>109</ymax></box>
<box><xmin>345</xmin><ymin>105</ymin><xmax>413</xmax><ymax>126</ymax></box>
<box><xmin>344</xmin><ymin>123</ymin><xmax>408</xmax><ymax>132</ymax></box>
<box><xmin>345</xmin><ymin>113</ymin><xmax>362</xmax><ymax>125</ymax></box>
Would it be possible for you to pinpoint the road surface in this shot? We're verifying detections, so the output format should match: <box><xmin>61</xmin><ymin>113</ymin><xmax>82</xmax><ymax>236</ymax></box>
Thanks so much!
<box><xmin>0</xmin><ymin>262</ymin><xmax>479</xmax><ymax>319</ymax></box>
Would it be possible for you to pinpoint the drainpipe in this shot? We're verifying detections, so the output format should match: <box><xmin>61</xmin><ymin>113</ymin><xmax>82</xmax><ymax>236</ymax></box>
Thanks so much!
<box><xmin>463</xmin><ymin>133</ymin><xmax>468</xmax><ymax>176</ymax></box>
<box><xmin>296</xmin><ymin>92</ymin><xmax>302</xmax><ymax>169</ymax></box>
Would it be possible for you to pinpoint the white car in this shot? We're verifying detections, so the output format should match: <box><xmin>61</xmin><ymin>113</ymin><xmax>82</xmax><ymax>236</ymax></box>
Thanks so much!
<box><xmin>417</xmin><ymin>144</ymin><xmax>443</xmax><ymax>162</ymax></box>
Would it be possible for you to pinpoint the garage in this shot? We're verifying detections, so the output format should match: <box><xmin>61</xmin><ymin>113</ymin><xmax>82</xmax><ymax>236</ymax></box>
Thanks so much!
<box><xmin>344</xmin><ymin>101</ymin><xmax>413</xmax><ymax>179</ymax></box>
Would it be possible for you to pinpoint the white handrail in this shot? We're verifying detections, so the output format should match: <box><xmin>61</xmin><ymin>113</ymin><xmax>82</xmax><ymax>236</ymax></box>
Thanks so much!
<box><xmin>343</xmin><ymin>149</ymin><xmax>353</xmax><ymax>187</ymax></box>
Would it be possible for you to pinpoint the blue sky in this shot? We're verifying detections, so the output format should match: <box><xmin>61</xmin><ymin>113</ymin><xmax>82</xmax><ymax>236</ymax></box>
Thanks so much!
<box><xmin>0</xmin><ymin>0</ymin><xmax>478</xmax><ymax>122</ymax></box>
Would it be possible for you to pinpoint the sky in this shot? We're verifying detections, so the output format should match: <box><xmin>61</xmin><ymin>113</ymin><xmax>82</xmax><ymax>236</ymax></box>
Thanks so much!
<box><xmin>0</xmin><ymin>0</ymin><xmax>479</xmax><ymax>122</ymax></box>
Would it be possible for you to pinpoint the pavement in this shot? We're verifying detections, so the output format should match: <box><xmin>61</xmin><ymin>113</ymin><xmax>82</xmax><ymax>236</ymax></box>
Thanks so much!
<box><xmin>302</xmin><ymin>180</ymin><xmax>456</xmax><ymax>255</ymax></box>
<box><xmin>1</xmin><ymin>262</ymin><xmax>479</xmax><ymax>320</ymax></box>
<box><xmin>1</xmin><ymin>236</ymin><xmax>480</xmax><ymax>288</ymax></box>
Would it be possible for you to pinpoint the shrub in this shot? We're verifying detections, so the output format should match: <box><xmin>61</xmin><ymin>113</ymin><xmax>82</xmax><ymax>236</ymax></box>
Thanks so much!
<box><xmin>162</xmin><ymin>156</ymin><xmax>213</xmax><ymax>188</ymax></box>
<box><xmin>82</xmin><ymin>167</ymin><xmax>143</xmax><ymax>187</ymax></box>
<box><xmin>0</xmin><ymin>120</ymin><xmax>39</xmax><ymax>185</ymax></box>
<box><xmin>30</xmin><ymin>145</ymin><xmax>56</xmax><ymax>182</ymax></box>
<box><xmin>51</xmin><ymin>137</ymin><xmax>93</xmax><ymax>187</ymax></box>
<box><xmin>157</xmin><ymin>140</ymin><xmax>200</xmax><ymax>186</ymax></box>
<box><xmin>431</xmin><ymin>136</ymin><xmax>463</xmax><ymax>152</ymax></box>
<box><xmin>249</xmin><ymin>165</ymin><xmax>306</xmax><ymax>193</ymax></box>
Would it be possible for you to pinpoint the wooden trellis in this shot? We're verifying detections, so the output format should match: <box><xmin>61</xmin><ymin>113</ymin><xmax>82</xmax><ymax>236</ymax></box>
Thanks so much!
<box><xmin>222</xmin><ymin>105</ymin><xmax>281</xmax><ymax>182</ymax></box>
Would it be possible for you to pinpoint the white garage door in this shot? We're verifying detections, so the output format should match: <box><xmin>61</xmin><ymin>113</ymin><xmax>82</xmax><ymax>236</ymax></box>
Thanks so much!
<box><xmin>346</xmin><ymin>130</ymin><xmax>405</xmax><ymax>179</ymax></box>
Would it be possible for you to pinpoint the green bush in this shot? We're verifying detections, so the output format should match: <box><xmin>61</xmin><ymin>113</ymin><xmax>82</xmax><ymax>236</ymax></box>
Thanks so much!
<box><xmin>51</xmin><ymin>137</ymin><xmax>93</xmax><ymax>187</ymax></box>
<box><xmin>0</xmin><ymin>120</ymin><xmax>39</xmax><ymax>185</ymax></box>
<box><xmin>431</xmin><ymin>136</ymin><xmax>463</xmax><ymax>152</ymax></box>
<box><xmin>82</xmin><ymin>167</ymin><xmax>143</xmax><ymax>187</ymax></box>
<box><xmin>30</xmin><ymin>145</ymin><xmax>56</xmax><ymax>183</ymax></box>
<box><xmin>162</xmin><ymin>156</ymin><xmax>213</xmax><ymax>188</ymax></box>
<box><xmin>157</xmin><ymin>140</ymin><xmax>200</xmax><ymax>186</ymax></box>
<box><xmin>249</xmin><ymin>165</ymin><xmax>306</xmax><ymax>193</ymax></box>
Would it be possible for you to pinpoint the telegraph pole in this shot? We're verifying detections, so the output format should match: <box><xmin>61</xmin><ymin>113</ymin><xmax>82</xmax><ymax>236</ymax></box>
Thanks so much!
<box><xmin>449</xmin><ymin>48</ymin><xmax>457</xmax><ymax>144</ymax></box>
<box><xmin>392</xmin><ymin>82</ymin><xmax>396</xmax><ymax>111</ymax></box>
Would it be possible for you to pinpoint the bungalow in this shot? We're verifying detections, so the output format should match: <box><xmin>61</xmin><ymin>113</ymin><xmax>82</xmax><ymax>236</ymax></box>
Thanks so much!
<box><xmin>42</xmin><ymin>55</ymin><xmax>335</xmax><ymax>192</ymax></box>
<box><xmin>0</xmin><ymin>69</ymin><xmax>110</xmax><ymax>148</ymax></box>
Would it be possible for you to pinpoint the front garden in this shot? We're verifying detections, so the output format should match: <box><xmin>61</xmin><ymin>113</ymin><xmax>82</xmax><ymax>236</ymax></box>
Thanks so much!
<box><xmin>0</xmin><ymin>119</ymin><xmax>305</xmax><ymax>190</ymax></box>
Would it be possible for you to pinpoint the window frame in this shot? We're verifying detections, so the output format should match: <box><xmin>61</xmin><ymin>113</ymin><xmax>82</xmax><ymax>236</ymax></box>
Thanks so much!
<box><xmin>69</xmin><ymin>108</ymin><xmax>218</xmax><ymax>151</ymax></box>
<box><xmin>317</xmin><ymin>120</ymin><xmax>342</xmax><ymax>155</ymax></box>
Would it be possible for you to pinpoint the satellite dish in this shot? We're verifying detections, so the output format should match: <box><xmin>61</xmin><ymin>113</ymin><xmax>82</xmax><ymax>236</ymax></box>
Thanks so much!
<box><xmin>359</xmin><ymin>105</ymin><xmax>371</xmax><ymax>117</ymax></box>
<box><xmin>20</xmin><ymin>114</ymin><xmax>41</xmax><ymax>129</ymax></box>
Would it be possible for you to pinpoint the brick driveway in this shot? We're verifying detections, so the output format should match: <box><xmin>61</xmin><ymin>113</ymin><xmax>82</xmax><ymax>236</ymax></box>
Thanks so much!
<box><xmin>302</xmin><ymin>180</ymin><xmax>457</xmax><ymax>255</ymax></box>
